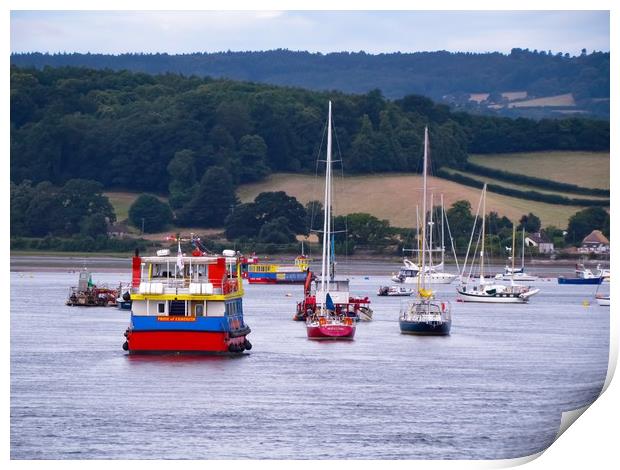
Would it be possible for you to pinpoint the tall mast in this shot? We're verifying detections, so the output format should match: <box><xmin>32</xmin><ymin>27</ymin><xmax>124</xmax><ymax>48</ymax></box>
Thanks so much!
<box><xmin>511</xmin><ymin>223</ymin><xmax>516</xmax><ymax>284</ymax></box>
<box><xmin>441</xmin><ymin>194</ymin><xmax>445</xmax><ymax>269</ymax></box>
<box><xmin>420</xmin><ymin>126</ymin><xmax>429</xmax><ymax>290</ymax></box>
<box><xmin>429</xmin><ymin>192</ymin><xmax>434</xmax><ymax>271</ymax></box>
<box><xmin>320</xmin><ymin>101</ymin><xmax>333</xmax><ymax>307</ymax></box>
<box><xmin>521</xmin><ymin>226</ymin><xmax>525</xmax><ymax>270</ymax></box>
<box><xmin>480</xmin><ymin>183</ymin><xmax>487</xmax><ymax>283</ymax></box>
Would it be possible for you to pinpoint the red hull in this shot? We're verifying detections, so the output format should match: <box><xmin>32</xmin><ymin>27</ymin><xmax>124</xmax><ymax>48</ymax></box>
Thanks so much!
<box><xmin>306</xmin><ymin>324</ymin><xmax>356</xmax><ymax>339</ymax></box>
<box><xmin>126</xmin><ymin>331</ymin><xmax>246</xmax><ymax>353</ymax></box>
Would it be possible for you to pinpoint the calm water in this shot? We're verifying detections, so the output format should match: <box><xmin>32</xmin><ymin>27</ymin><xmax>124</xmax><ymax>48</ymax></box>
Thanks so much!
<box><xmin>11</xmin><ymin>267</ymin><xmax>609</xmax><ymax>459</ymax></box>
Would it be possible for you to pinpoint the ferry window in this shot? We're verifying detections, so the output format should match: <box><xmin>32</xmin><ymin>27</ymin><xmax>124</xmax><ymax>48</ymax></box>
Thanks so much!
<box><xmin>157</xmin><ymin>302</ymin><xmax>165</xmax><ymax>314</ymax></box>
<box><xmin>195</xmin><ymin>304</ymin><xmax>204</xmax><ymax>316</ymax></box>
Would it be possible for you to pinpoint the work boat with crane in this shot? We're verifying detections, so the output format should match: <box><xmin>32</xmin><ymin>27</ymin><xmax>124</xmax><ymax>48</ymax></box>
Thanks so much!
<box><xmin>122</xmin><ymin>237</ymin><xmax>251</xmax><ymax>354</ymax></box>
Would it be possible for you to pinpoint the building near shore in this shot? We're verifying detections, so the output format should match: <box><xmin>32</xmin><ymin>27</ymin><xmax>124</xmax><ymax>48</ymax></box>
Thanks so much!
<box><xmin>578</xmin><ymin>229</ymin><xmax>610</xmax><ymax>254</ymax></box>
<box><xmin>525</xmin><ymin>232</ymin><xmax>555</xmax><ymax>254</ymax></box>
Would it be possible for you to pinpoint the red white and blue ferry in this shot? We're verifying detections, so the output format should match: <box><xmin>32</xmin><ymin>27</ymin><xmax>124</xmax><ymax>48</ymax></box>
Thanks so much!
<box><xmin>122</xmin><ymin>246</ymin><xmax>251</xmax><ymax>354</ymax></box>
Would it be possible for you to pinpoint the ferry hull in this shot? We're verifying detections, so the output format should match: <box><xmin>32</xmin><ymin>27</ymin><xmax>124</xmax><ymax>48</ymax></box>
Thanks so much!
<box><xmin>306</xmin><ymin>324</ymin><xmax>355</xmax><ymax>339</ymax></box>
<box><xmin>399</xmin><ymin>319</ymin><xmax>451</xmax><ymax>336</ymax></box>
<box><xmin>125</xmin><ymin>330</ymin><xmax>247</xmax><ymax>354</ymax></box>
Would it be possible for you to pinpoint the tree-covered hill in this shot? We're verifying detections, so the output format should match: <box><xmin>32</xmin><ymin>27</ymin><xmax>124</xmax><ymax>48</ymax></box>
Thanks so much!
<box><xmin>11</xmin><ymin>65</ymin><xmax>608</xmax><ymax>203</ymax></box>
<box><xmin>11</xmin><ymin>49</ymin><xmax>610</xmax><ymax>118</ymax></box>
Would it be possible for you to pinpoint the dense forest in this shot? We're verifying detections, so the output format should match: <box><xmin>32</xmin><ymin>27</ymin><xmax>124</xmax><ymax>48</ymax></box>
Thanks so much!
<box><xmin>11</xmin><ymin>49</ymin><xmax>610</xmax><ymax>118</ymax></box>
<box><xmin>10</xmin><ymin>66</ymin><xmax>609</xmax><ymax>197</ymax></box>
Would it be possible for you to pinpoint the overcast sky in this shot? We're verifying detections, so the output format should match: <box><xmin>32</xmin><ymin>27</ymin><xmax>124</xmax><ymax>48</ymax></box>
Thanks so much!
<box><xmin>10</xmin><ymin>10</ymin><xmax>609</xmax><ymax>56</ymax></box>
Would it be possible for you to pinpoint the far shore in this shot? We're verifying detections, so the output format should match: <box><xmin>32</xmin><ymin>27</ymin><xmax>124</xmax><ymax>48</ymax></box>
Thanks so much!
<box><xmin>10</xmin><ymin>251</ymin><xmax>607</xmax><ymax>276</ymax></box>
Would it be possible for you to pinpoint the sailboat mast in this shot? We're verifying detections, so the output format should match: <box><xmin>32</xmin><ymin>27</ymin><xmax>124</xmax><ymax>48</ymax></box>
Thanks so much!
<box><xmin>429</xmin><ymin>192</ymin><xmax>434</xmax><ymax>270</ymax></box>
<box><xmin>441</xmin><ymin>194</ymin><xmax>445</xmax><ymax>268</ymax></box>
<box><xmin>511</xmin><ymin>223</ymin><xmax>516</xmax><ymax>283</ymax></box>
<box><xmin>320</xmin><ymin>101</ymin><xmax>333</xmax><ymax>306</ymax></box>
<box><xmin>521</xmin><ymin>226</ymin><xmax>525</xmax><ymax>270</ymax></box>
<box><xmin>480</xmin><ymin>183</ymin><xmax>487</xmax><ymax>283</ymax></box>
<box><xmin>421</xmin><ymin>127</ymin><xmax>429</xmax><ymax>290</ymax></box>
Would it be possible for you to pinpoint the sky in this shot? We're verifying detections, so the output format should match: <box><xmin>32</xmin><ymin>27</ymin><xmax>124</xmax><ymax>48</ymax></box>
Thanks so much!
<box><xmin>10</xmin><ymin>10</ymin><xmax>610</xmax><ymax>56</ymax></box>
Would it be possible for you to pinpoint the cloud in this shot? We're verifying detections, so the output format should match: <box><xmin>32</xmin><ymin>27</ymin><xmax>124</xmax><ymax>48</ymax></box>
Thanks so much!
<box><xmin>9</xmin><ymin>10</ymin><xmax>610</xmax><ymax>55</ymax></box>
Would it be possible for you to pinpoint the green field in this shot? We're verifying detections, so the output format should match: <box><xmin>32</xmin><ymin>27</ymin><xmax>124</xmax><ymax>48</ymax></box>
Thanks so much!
<box><xmin>469</xmin><ymin>151</ymin><xmax>609</xmax><ymax>190</ymax></box>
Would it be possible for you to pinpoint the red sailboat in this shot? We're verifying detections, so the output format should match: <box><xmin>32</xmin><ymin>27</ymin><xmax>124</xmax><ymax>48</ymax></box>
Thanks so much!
<box><xmin>304</xmin><ymin>101</ymin><xmax>360</xmax><ymax>340</ymax></box>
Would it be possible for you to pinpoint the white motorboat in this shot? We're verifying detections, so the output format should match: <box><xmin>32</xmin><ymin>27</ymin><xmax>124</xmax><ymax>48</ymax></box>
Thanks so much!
<box><xmin>378</xmin><ymin>286</ymin><xmax>413</xmax><ymax>297</ymax></box>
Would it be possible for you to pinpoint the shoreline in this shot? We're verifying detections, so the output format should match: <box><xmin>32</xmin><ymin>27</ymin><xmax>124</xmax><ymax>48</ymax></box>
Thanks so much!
<box><xmin>10</xmin><ymin>252</ymin><xmax>607</xmax><ymax>275</ymax></box>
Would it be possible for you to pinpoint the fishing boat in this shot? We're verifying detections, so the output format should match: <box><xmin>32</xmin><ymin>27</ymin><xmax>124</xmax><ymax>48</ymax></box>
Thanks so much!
<box><xmin>122</xmin><ymin>245</ymin><xmax>251</xmax><ymax>354</ymax></box>
<box><xmin>457</xmin><ymin>185</ymin><xmax>540</xmax><ymax>303</ymax></box>
<box><xmin>304</xmin><ymin>101</ymin><xmax>366</xmax><ymax>339</ymax></box>
<box><xmin>66</xmin><ymin>268</ymin><xmax>119</xmax><ymax>307</ymax></box>
<box><xmin>495</xmin><ymin>228</ymin><xmax>539</xmax><ymax>282</ymax></box>
<box><xmin>247</xmin><ymin>253</ymin><xmax>310</xmax><ymax>284</ymax></box>
<box><xmin>378</xmin><ymin>286</ymin><xmax>413</xmax><ymax>297</ymax></box>
<box><xmin>399</xmin><ymin>127</ymin><xmax>452</xmax><ymax>336</ymax></box>
<box><xmin>558</xmin><ymin>264</ymin><xmax>604</xmax><ymax>284</ymax></box>
<box><xmin>393</xmin><ymin>195</ymin><xmax>457</xmax><ymax>285</ymax></box>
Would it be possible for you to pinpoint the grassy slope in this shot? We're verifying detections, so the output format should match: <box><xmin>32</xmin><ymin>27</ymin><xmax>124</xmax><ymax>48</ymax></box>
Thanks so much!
<box><xmin>444</xmin><ymin>169</ymin><xmax>609</xmax><ymax>201</ymax></box>
<box><xmin>469</xmin><ymin>151</ymin><xmax>609</xmax><ymax>189</ymax></box>
<box><xmin>237</xmin><ymin>173</ymin><xmax>587</xmax><ymax>228</ymax></box>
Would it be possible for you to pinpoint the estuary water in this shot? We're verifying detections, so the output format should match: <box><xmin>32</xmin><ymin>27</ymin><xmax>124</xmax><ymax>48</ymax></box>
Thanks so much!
<box><xmin>10</xmin><ymin>265</ymin><xmax>609</xmax><ymax>459</ymax></box>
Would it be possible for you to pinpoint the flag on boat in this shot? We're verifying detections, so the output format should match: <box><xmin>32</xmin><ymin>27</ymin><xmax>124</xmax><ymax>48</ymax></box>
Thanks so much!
<box><xmin>176</xmin><ymin>241</ymin><xmax>184</xmax><ymax>272</ymax></box>
<box><xmin>326</xmin><ymin>293</ymin><xmax>335</xmax><ymax>311</ymax></box>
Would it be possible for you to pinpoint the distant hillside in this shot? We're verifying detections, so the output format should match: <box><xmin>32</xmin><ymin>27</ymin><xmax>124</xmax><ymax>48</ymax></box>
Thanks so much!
<box><xmin>11</xmin><ymin>66</ymin><xmax>608</xmax><ymax>195</ymax></box>
<box><xmin>11</xmin><ymin>49</ymin><xmax>610</xmax><ymax>119</ymax></box>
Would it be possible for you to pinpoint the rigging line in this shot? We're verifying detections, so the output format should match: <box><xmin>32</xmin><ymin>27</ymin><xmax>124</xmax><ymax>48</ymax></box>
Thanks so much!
<box><xmin>309</xmin><ymin>119</ymin><xmax>328</xmax><ymax>235</ymax></box>
<box><xmin>460</xmin><ymin>186</ymin><xmax>485</xmax><ymax>281</ymax></box>
<box><xmin>332</xmin><ymin>111</ymin><xmax>349</xmax><ymax>275</ymax></box>
<box><xmin>443</xmin><ymin>204</ymin><xmax>461</xmax><ymax>275</ymax></box>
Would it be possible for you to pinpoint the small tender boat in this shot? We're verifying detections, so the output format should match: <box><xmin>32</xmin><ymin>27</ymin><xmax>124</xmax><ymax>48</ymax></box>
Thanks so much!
<box><xmin>116</xmin><ymin>287</ymin><xmax>132</xmax><ymax>310</ymax></box>
<box><xmin>122</xmin><ymin>244</ymin><xmax>251</xmax><ymax>354</ymax></box>
<box><xmin>378</xmin><ymin>286</ymin><xmax>413</xmax><ymax>296</ymax></box>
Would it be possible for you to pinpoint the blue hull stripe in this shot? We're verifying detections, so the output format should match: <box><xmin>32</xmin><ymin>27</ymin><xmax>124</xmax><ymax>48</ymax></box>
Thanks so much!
<box><xmin>130</xmin><ymin>315</ymin><xmax>243</xmax><ymax>332</ymax></box>
<box><xmin>248</xmin><ymin>272</ymin><xmax>306</xmax><ymax>281</ymax></box>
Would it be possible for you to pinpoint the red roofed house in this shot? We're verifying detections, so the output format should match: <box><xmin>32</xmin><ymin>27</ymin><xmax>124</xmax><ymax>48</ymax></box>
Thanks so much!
<box><xmin>578</xmin><ymin>230</ymin><xmax>610</xmax><ymax>254</ymax></box>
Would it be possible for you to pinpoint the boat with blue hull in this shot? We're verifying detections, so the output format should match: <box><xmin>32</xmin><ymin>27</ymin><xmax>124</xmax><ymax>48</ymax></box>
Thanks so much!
<box><xmin>399</xmin><ymin>127</ymin><xmax>451</xmax><ymax>336</ymax></box>
<box><xmin>558</xmin><ymin>276</ymin><xmax>603</xmax><ymax>285</ymax></box>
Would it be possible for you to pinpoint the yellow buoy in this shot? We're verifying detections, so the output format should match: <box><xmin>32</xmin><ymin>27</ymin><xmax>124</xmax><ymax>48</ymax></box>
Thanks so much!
<box><xmin>582</xmin><ymin>300</ymin><xmax>590</xmax><ymax>307</ymax></box>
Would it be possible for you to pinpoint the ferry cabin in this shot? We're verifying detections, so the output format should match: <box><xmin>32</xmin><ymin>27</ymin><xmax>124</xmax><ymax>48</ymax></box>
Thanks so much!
<box><xmin>125</xmin><ymin>253</ymin><xmax>251</xmax><ymax>354</ymax></box>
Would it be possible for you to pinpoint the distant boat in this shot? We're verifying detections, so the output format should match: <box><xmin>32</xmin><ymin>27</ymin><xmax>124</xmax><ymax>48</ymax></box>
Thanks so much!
<box><xmin>558</xmin><ymin>276</ymin><xmax>603</xmax><ymax>285</ymax></box>
<box><xmin>495</xmin><ymin>227</ymin><xmax>539</xmax><ymax>282</ymax></box>
<box><xmin>247</xmin><ymin>254</ymin><xmax>310</xmax><ymax>284</ymax></box>
<box><xmin>378</xmin><ymin>285</ymin><xmax>413</xmax><ymax>297</ymax></box>
<box><xmin>399</xmin><ymin>127</ymin><xmax>452</xmax><ymax>336</ymax></box>
<box><xmin>66</xmin><ymin>268</ymin><xmax>119</xmax><ymax>307</ymax></box>
<box><xmin>392</xmin><ymin>195</ymin><xmax>457</xmax><ymax>285</ymax></box>
<box><xmin>456</xmin><ymin>186</ymin><xmax>540</xmax><ymax>303</ymax></box>
<box><xmin>595</xmin><ymin>294</ymin><xmax>610</xmax><ymax>306</ymax></box>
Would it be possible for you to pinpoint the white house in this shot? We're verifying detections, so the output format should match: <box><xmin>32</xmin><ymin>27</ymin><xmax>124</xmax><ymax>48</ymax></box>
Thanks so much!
<box><xmin>525</xmin><ymin>232</ymin><xmax>555</xmax><ymax>254</ymax></box>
